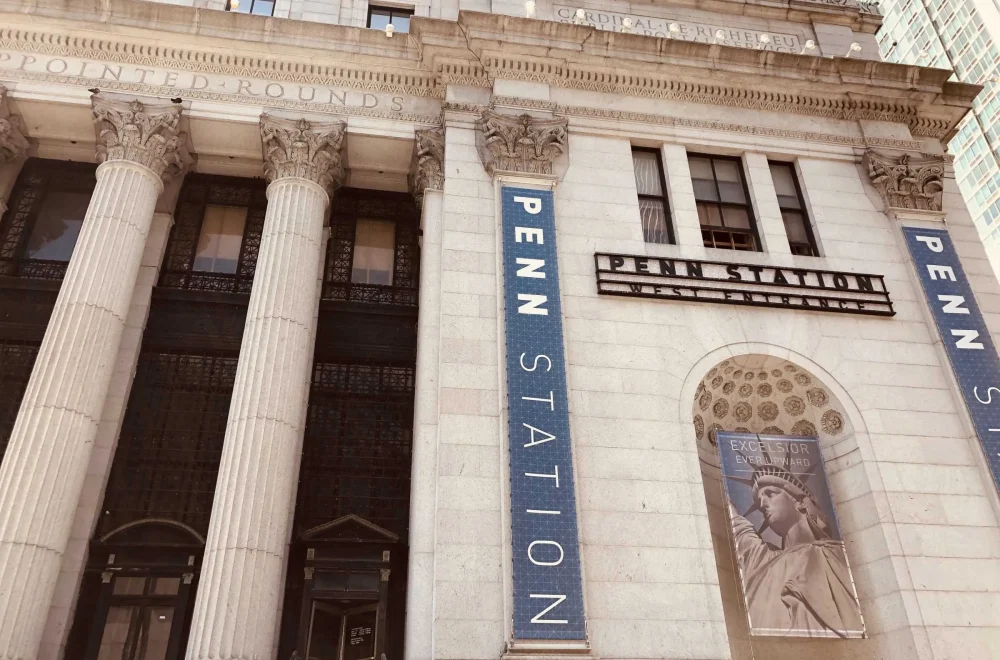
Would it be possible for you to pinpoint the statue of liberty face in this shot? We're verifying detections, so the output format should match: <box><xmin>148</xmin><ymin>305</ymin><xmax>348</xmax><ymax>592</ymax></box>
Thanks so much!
<box><xmin>756</xmin><ymin>485</ymin><xmax>802</xmax><ymax>537</ymax></box>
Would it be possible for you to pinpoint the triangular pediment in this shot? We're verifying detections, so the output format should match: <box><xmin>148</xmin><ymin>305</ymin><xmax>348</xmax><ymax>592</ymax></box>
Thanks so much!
<box><xmin>302</xmin><ymin>514</ymin><xmax>399</xmax><ymax>543</ymax></box>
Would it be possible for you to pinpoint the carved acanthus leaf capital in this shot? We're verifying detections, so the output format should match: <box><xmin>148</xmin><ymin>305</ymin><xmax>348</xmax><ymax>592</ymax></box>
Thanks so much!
<box><xmin>409</xmin><ymin>126</ymin><xmax>444</xmax><ymax>204</ymax></box>
<box><xmin>260</xmin><ymin>115</ymin><xmax>346</xmax><ymax>194</ymax></box>
<box><xmin>476</xmin><ymin>110</ymin><xmax>568</xmax><ymax>177</ymax></box>
<box><xmin>863</xmin><ymin>150</ymin><xmax>946</xmax><ymax>213</ymax></box>
<box><xmin>92</xmin><ymin>95</ymin><xmax>189</xmax><ymax>183</ymax></box>
<box><xmin>0</xmin><ymin>87</ymin><xmax>30</xmax><ymax>164</ymax></box>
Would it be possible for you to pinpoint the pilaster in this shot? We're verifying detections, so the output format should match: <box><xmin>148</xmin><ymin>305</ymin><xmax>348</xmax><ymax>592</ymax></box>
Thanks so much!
<box><xmin>0</xmin><ymin>94</ymin><xmax>186</xmax><ymax>660</ymax></box>
<box><xmin>184</xmin><ymin>114</ymin><xmax>345</xmax><ymax>660</ymax></box>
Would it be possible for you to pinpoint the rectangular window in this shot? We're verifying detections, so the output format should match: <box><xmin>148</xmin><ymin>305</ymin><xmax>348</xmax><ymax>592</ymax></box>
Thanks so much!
<box><xmin>689</xmin><ymin>153</ymin><xmax>760</xmax><ymax>251</ymax></box>
<box><xmin>631</xmin><ymin>148</ymin><xmax>673</xmax><ymax>244</ymax></box>
<box><xmin>351</xmin><ymin>219</ymin><xmax>395</xmax><ymax>285</ymax></box>
<box><xmin>193</xmin><ymin>205</ymin><xmax>248</xmax><ymax>274</ymax></box>
<box><xmin>367</xmin><ymin>5</ymin><xmax>414</xmax><ymax>32</ymax></box>
<box><xmin>768</xmin><ymin>161</ymin><xmax>819</xmax><ymax>257</ymax></box>
<box><xmin>226</xmin><ymin>0</ymin><xmax>275</xmax><ymax>15</ymax></box>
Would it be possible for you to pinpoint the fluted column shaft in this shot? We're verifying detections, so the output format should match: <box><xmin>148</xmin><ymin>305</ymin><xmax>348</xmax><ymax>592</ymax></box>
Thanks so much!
<box><xmin>186</xmin><ymin>114</ymin><xmax>345</xmax><ymax>660</ymax></box>
<box><xmin>186</xmin><ymin>176</ymin><xmax>327</xmax><ymax>660</ymax></box>
<box><xmin>0</xmin><ymin>159</ymin><xmax>162</xmax><ymax>658</ymax></box>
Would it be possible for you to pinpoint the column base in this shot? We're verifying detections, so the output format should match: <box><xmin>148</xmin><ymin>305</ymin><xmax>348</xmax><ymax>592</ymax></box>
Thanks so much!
<box><xmin>503</xmin><ymin>639</ymin><xmax>599</xmax><ymax>660</ymax></box>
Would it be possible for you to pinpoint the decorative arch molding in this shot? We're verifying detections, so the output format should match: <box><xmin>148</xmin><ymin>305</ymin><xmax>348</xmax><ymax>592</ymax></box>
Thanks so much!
<box><xmin>98</xmin><ymin>517</ymin><xmax>206</xmax><ymax>545</ymax></box>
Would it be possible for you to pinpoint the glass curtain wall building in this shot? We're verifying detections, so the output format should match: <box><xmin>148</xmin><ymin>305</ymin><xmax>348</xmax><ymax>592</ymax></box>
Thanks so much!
<box><xmin>878</xmin><ymin>0</ymin><xmax>1000</xmax><ymax>278</ymax></box>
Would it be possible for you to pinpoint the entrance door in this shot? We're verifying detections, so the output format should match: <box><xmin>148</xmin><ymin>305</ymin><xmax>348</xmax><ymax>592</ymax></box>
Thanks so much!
<box><xmin>305</xmin><ymin>601</ymin><xmax>378</xmax><ymax>660</ymax></box>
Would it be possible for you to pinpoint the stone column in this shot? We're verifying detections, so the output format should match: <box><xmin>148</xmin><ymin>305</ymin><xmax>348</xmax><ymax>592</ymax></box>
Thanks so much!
<box><xmin>185</xmin><ymin>115</ymin><xmax>345</xmax><ymax>660</ymax></box>
<box><xmin>405</xmin><ymin>127</ymin><xmax>445</xmax><ymax>660</ymax></box>
<box><xmin>0</xmin><ymin>85</ymin><xmax>30</xmax><ymax>215</ymax></box>
<box><xmin>0</xmin><ymin>94</ymin><xmax>187</xmax><ymax>659</ymax></box>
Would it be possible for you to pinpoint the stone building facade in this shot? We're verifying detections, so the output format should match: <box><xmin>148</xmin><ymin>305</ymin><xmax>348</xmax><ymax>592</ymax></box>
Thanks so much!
<box><xmin>0</xmin><ymin>0</ymin><xmax>997</xmax><ymax>659</ymax></box>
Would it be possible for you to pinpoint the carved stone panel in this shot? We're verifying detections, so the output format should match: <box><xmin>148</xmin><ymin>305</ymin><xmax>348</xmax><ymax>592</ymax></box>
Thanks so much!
<box><xmin>863</xmin><ymin>150</ymin><xmax>945</xmax><ymax>212</ymax></box>
<box><xmin>476</xmin><ymin>110</ymin><xmax>568</xmax><ymax>177</ymax></box>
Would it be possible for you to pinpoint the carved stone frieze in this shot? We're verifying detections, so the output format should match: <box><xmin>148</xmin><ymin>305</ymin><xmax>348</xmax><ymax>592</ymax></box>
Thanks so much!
<box><xmin>409</xmin><ymin>126</ymin><xmax>444</xmax><ymax>204</ymax></box>
<box><xmin>92</xmin><ymin>95</ymin><xmax>189</xmax><ymax>183</ymax></box>
<box><xmin>476</xmin><ymin>110</ymin><xmax>568</xmax><ymax>177</ymax></box>
<box><xmin>863</xmin><ymin>150</ymin><xmax>946</xmax><ymax>212</ymax></box>
<box><xmin>0</xmin><ymin>87</ymin><xmax>30</xmax><ymax>164</ymax></box>
<box><xmin>260</xmin><ymin>115</ymin><xmax>347</xmax><ymax>193</ymax></box>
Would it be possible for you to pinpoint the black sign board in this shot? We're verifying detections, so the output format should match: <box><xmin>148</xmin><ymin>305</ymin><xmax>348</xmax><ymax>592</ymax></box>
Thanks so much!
<box><xmin>344</xmin><ymin>609</ymin><xmax>377</xmax><ymax>660</ymax></box>
<box><xmin>594</xmin><ymin>253</ymin><xmax>893</xmax><ymax>316</ymax></box>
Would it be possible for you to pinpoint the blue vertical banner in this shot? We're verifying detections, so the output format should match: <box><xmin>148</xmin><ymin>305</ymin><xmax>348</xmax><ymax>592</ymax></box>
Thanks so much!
<box><xmin>500</xmin><ymin>186</ymin><xmax>586</xmax><ymax>640</ymax></box>
<box><xmin>903</xmin><ymin>227</ymin><xmax>1000</xmax><ymax>494</ymax></box>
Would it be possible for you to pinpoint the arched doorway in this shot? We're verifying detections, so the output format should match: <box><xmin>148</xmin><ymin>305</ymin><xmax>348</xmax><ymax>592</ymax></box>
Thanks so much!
<box><xmin>691</xmin><ymin>354</ymin><xmax>872</xmax><ymax>659</ymax></box>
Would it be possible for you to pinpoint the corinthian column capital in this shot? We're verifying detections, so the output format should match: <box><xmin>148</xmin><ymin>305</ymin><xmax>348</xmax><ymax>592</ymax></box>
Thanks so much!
<box><xmin>260</xmin><ymin>114</ymin><xmax>347</xmax><ymax>194</ymax></box>
<box><xmin>409</xmin><ymin>126</ymin><xmax>444</xmax><ymax>204</ymax></box>
<box><xmin>92</xmin><ymin>95</ymin><xmax>189</xmax><ymax>184</ymax></box>
<box><xmin>863</xmin><ymin>149</ymin><xmax>946</xmax><ymax>213</ymax></box>
<box><xmin>0</xmin><ymin>86</ymin><xmax>30</xmax><ymax>164</ymax></box>
<box><xmin>477</xmin><ymin>109</ymin><xmax>567</xmax><ymax>177</ymax></box>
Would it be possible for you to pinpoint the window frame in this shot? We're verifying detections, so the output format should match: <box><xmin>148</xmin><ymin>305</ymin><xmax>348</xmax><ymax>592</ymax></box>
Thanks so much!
<box><xmin>688</xmin><ymin>152</ymin><xmax>762</xmax><ymax>252</ymax></box>
<box><xmin>366</xmin><ymin>4</ymin><xmax>415</xmax><ymax>31</ymax></box>
<box><xmin>631</xmin><ymin>146</ymin><xmax>675</xmax><ymax>245</ymax></box>
<box><xmin>768</xmin><ymin>160</ymin><xmax>820</xmax><ymax>257</ymax></box>
<box><xmin>225</xmin><ymin>0</ymin><xmax>275</xmax><ymax>16</ymax></box>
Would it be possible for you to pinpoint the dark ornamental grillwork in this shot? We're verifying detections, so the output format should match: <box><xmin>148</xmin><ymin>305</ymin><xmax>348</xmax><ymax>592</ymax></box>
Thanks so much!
<box><xmin>0</xmin><ymin>341</ymin><xmax>38</xmax><ymax>460</ymax></box>
<box><xmin>98</xmin><ymin>351</ymin><xmax>238</xmax><ymax>537</ymax></box>
<box><xmin>159</xmin><ymin>173</ymin><xmax>267</xmax><ymax>295</ymax></box>
<box><xmin>323</xmin><ymin>188</ymin><xmax>420</xmax><ymax>306</ymax></box>
<box><xmin>294</xmin><ymin>360</ymin><xmax>415</xmax><ymax>539</ymax></box>
<box><xmin>0</xmin><ymin>159</ymin><xmax>97</xmax><ymax>280</ymax></box>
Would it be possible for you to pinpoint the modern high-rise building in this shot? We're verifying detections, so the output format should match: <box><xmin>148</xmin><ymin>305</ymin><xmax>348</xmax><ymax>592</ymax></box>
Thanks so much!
<box><xmin>877</xmin><ymin>0</ymin><xmax>1000</xmax><ymax>279</ymax></box>
<box><xmin>0</xmin><ymin>1</ymin><xmax>999</xmax><ymax>660</ymax></box>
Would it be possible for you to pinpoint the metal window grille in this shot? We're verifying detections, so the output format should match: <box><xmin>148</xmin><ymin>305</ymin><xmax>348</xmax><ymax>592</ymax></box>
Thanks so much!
<box><xmin>768</xmin><ymin>161</ymin><xmax>820</xmax><ymax>257</ymax></box>
<box><xmin>689</xmin><ymin>153</ymin><xmax>762</xmax><ymax>252</ymax></box>
<box><xmin>323</xmin><ymin>189</ymin><xmax>420</xmax><ymax>306</ymax></box>
<box><xmin>294</xmin><ymin>360</ymin><xmax>415</xmax><ymax>539</ymax></box>
<box><xmin>0</xmin><ymin>158</ymin><xmax>97</xmax><ymax>280</ymax></box>
<box><xmin>631</xmin><ymin>147</ymin><xmax>674</xmax><ymax>244</ymax></box>
<box><xmin>158</xmin><ymin>174</ymin><xmax>267</xmax><ymax>295</ymax></box>
<box><xmin>0</xmin><ymin>341</ymin><xmax>39</xmax><ymax>461</ymax></box>
<box><xmin>98</xmin><ymin>352</ymin><xmax>238</xmax><ymax>538</ymax></box>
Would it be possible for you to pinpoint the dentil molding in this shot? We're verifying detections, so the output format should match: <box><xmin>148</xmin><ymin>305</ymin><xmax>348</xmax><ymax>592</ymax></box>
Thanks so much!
<box><xmin>409</xmin><ymin>126</ymin><xmax>444</xmax><ymax>204</ymax></box>
<box><xmin>477</xmin><ymin>110</ymin><xmax>568</xmax><ymax>177</ymax></box>
<box><xmin>92</xmin><ymin>95</ymin><xmax>189</xmax><ymax>183</ymax></box>
<box><xmin>863</xmin><ymin>150</ymin><xmax>946</xmax><ymax>213</ymax></box>
<box><xmin>0</xmin><ymin>85</ymin><xmax>28</xmax><ymax>163</ymax></box>
<box><xmin>260</xmin><ymin>115</ymin><xmax>347</xmax><ymax>194</ymax></box>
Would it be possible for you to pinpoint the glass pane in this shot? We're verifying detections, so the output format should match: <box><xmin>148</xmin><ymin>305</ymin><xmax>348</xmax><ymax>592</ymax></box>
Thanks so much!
<box><xmin>368</xmin><ymin>10</ymin><xmax>390</xmax><ymax>29</ymax></box>
<box><xmin>722</xmin><ymin>206</ymin><xmax>751</xmax><ymax>229</ymax></box>
<box><xmin>347</xmin><ymin>572</ymin><xmax>379</xmax><ymax>592</ymax></box>
<box><xmin>782</xmin><ymin>210</ymin><xmax>810</xmax><ymax>243</ymax></box>
<box><xmin>136</xmin><ymin>607</ymin><xmax>174</xmax><ymax>660</ymax></box>
<box><xmin>714</xmin><ymin>160</ymin><xmax>747</xmax><ymax>204</ymax></box>
<box><xmin>344</xmin><ymin>609</ymin><xmax>378</xmax><ymax>660</ymax></box>
<box><xmin>113</xmin><ymin>577</ymin><xmax>147</xmax><ymax>596</ymax></box>
<box><xmin>230</xmin><ymin>0</ymin><xmax>250</xmax><ymax>13</ymax></box>
<box><xmin>391</xmin><ymin>14</ymin><xmax>411</xmax><ymax>32</ymax></box>
<box><xmin>149</xmin><ymin>577</ymin><xmax>180</xmax><ymax>596</ymax></box>
<box><xmin>307</xmin><ymin>603</ymin><xmax>344</xmax><ymax>660</ymax></box>
<box><xmin>193</xmin><ymin>205</ymin><xmax>247</xmax><ymax>274</ymax></box>
<box><xmin>769</xmin><ymin>162</ymin><xmax>799</xmax><ymax>199</ymax></box>
<box><xmin>96</xmin><ymin>606</ymin><xmax>137</xmax><ymax>660</ymax></box>
<box><xmin>25</xmin><ymin>190</ymin><xmax>90</xmax><ymax>261</ymax></box>
<box><xmin>250</xmin><ymin>0</ymin><xmax>274</xmax><ymax>15</ymax></box>
<box><xmin>697</xmin><ymin>203</ymin><xmax>722</xmax><ymax>227</ymax></box>
<box><xmin>688</xmin><ymin>156</ymin><xmax>714</xmax><ymax>180</ymax></box>
<box><xmin>352</xmin><ymin>219</ymin><xmax>395</xmax><ymax>285</ymax></box>
<box><xmin>632</xmin><ymin>151</ymin><xmax>663</xmax><ymax>196</ymax></box>
<box><xmin>639</xmin><ymin>199</ymin><xmax>669</xmax><ymax>244</ymax></box>
<box><xmin>314</xmin><ymin>571</ymin><xmax>349</xmax><ymax>592</ymax></box>
<box><xmin>691</xmin><ymin>178</ymin><xmax>718</xmax><ymax>202</ymax></box>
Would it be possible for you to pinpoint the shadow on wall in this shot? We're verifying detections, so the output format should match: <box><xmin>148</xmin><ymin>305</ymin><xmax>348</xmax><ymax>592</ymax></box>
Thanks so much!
<box><xmin>692</xmin><ymin>354</ymin><xmax>875</xmax><ymax>660</ymax></box>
